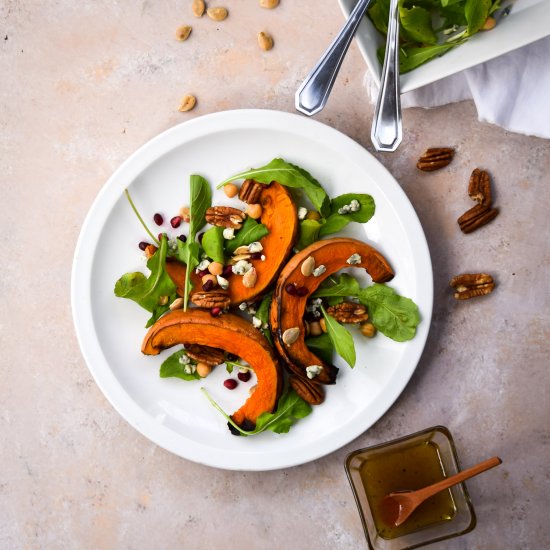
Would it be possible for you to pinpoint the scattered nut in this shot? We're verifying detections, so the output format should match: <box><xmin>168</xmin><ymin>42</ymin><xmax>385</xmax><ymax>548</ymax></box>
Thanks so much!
<box><xmin>207</xmin><ymin>7</ymin><xmax>228</xmax><ymax>21</ymax></box>
<box><xmin>282</xmin><ymin>327</ymin><xmax>300</xmax><ymax>346</ymax></box>
<box><xmin>196</xmin><ymin>362</ymin><xmax>212</xmax><ymax>378</ymax></box>
<box><xmin>206</xmin><ymin>206</ymin><xmax>246</xmax><ymax>229</ymax></box>
<box><xmin>208</xmin><ymin>262</ymin><xmax>224</xmax><ymax>276</ymax></box>
<box><xmin>319</xmin><ymin>318</ymin><xmax>327</xmax><ymax>333</ymax></box>
<box><xmin>360</xmin><ymin>322</ymin><xmax>376</xmax><ymax>338</ymax></box>
<box><xmin>239</xmin><ymin>179</ymin><xmax>266</xmax><ymax>203</ymax></box>
<box><xmin>202</xmin><ymin>273</ymin><xmax>217</xmax><ymax>287</ymax></box>
<box><xmin>169</xmin><ymin>297</ymin><xmax>185</xmax><ymax>311</ymax></box>
<box><xmin>300</xmin><ymin>256</ymin><xmax>316</xmax><ymax>276</ymax></box>
<box><xmin>192</xmin><ymin>0</ymin><xmax>206</xmax><ymax>17</ymax></box>
<box><xmin>249</xmin><ymin>384</ymin><xmax>257</xmax><ymax>396</ymax></box>
<box><xmin>327</xmin><ymin>301</ymin><xmax>368</xmax><ymax>324</ymax></box>
<box><xmin>178</xmin><ymin>94</ymin><xmax>196</xmax><ymax>112</ymax></box>
<box><xmin>259</xmin><ymin>0</ymin><xmax>279</xmax><ymax>8</ymax></box>
<box><xmin>233</xmin><ymin>245</ymin><xmax>251</xmax><ymax>255</ymax></box>
<box><xmin>223</xmin><ymin>183</ymin><xmax>239</xmax><ymax>198</ymax></box>
<box><xmin>468</xmin><ymin>168</ymin><xmax>492</xmax><ymax>206</ymax></box>
<box><xmin>242</xmin><ymin>267</ymin><xmax>258</xmax><ymax>288</ymax></box>
<box><xmin>247</xmin><ymin>203</ymin><xmax>263</xmax><ymax>219</ymax></box>
<box><xmin>450</xmin><ymin>273</ymin><xmax>495</xmax><ymax>300</ymax></box>
<box><xmin>482</xmin><ymin>16</ymin><xmax>496</xmax><ymax>30</ymax></box>
<box><xmin>305</xmin><ymin>210</ymin><xmax>321</xmax><ymax>221</ymax></box>
<box><xmin>289</xmin><ymin>375</ymin><xmax>324</xmax><ymax>405</ymax></box>
<box><xmin>457</xmin><ymin>204</ymin><xmax>499</xmax><ymax>233</ymax></box>
<box><xmin>175</xmin><ymin>25</ymin><xmax>192</xmax><ymax>41</ymax></box>
<box><xmin>416</xmin><ymin>147</ymin><xmax>455</xmax><ymax>171</ymax></box>
<box><xmin>158</xmin><ymin>295</ymin><xmax>169</xmax><ymax>306</ymax></box>
<box><xmin>257</xmin><ymin>31</ymin><xmax>274</xmax><ymax>51</ymax></box>
<box><xmin>308</xmin><ymin>321</ymin><xmax>322</xmax><ymax>337</ymax></box>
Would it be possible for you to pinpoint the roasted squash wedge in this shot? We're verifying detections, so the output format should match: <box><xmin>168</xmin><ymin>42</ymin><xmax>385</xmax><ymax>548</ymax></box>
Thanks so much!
<box><xmin>142</xmin><ymin>309</ymin><xmax>282</xmax><ymax>431</ymax></box>
<box><xmin>228</xmin><ymin>182</ymin><xmax>298</xmax><ymax>304</ymax></box>
<box><xmin>269</xmin><ymin>238</ymin><xmax>394</xmax><ymax>384</ymax></box>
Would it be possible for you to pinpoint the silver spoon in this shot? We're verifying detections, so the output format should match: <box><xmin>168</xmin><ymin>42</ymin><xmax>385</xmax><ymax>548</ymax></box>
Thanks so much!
<box><xmin>371</xmin><ymin>0</ymin><xmax>402</xmax><ymax>152</ymax></box>
<box><xmin>295</xmin><ymin>0</ymin><xmax>373</xmax><ymax>117</ymax></box>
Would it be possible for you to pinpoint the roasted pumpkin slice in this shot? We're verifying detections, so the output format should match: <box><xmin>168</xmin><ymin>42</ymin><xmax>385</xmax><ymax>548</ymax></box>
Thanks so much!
<box><xmin>270</xmin><ymin>238</ymin><xmax>394</xmax><ymax>384</ymax></box>
<box><xmin>142</xmin><ymin>309</ymin><xmax>282</xmax><ymax>431</ymax></box>
<box><xmin>228</xmin><ymin>182</ymin><xmax>298</xmax><ymax>305</ymax></box>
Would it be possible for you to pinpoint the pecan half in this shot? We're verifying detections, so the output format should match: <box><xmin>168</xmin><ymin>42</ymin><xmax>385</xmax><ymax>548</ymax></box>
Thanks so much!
<box><xmin>238</xmin><ymin>179</ymin><xmax>268</xmax><ymax>204</ymax></box>
<box><xmin>185</xmin><ymin>344</ymin><xmax>225</xmax><ymax>366</ymax></box>
<box><xmin>205</xmin><ymin>206</ymin><xmax>246</xmax><ymax>229</ymax></box>
<box><xmin>416</xmin><ymin>147</ymin><xmax>455</xmax><ymax>171</ymax></box>
<box><xmin>468</xmin><ymin>168</ymin><xmax>492</xmax><ymax>206</ymax></box>
<box><xmin>326</xmin><ymin>301</ymin><xmax>368</xmax><ymax>324</ymax></box>
<box><xmin>289</xmin><ymin>374</ymin><xmax>324</xmax><ymax>405</ymax></box>
<box><xmin>450</xmin><ymin>273</ymin><xmax>495</xmax><ymax>300</ymax></box>
<box><xmin>458</xmin><ymin>204</ymin><xmax>499</xmax><ymax>233</ymax></box>
<box><xmin>190</xmin><ymin>289</ymin><xmax>230</xmax><ymax>309</ymax></box>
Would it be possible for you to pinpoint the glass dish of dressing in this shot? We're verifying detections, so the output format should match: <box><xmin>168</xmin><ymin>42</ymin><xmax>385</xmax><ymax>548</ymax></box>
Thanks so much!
<box><xmin>345</xmin><ymin>426</ymin><xmax>476</xmax><ymax>549</ymax></box>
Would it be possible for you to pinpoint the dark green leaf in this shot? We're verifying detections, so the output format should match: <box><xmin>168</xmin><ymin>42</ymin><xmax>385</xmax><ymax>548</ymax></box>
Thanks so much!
<box><xmin>320</xmin><ymin>305</ymin><xmax>356</xmax><ymax>368</ymax></box>
<box><xmin>201</xmin><ymin>387</ymin><xmax>312</xmax><ymax>436</ymax></box>
<box><xmin>296</xmin><ymin>219</ymin><xmax>322</xmax><ymax>250</ymax></box>
<box><xmin>201</xmin><ymin>226</ymin><xmax>224</xmax><ymax>263</ymax></box>
<box><xmin>255</xmin><ymin>293</ymin><xmax>273</xmax><ymax>346</ymax></box>
<box><xmin>225</xmin><ymin>217</ymin><xmax>269</xmax><ymax>254</ymax></box>
<box><xmin>318</xmin><ymin>193</ymin><xmax>375</xmax><ymax>237</ymax></box>
<box><xmin>358</xmin><ymin>284</ymin><xmax>420</xmax><ymax>342</ymax></box>
<box><xmin>400</xmin><ymin>6</ymin><xmax>437</xmax><ymax>44</ymax></box>
<box><xmin>368</xmin><ymin>0</ymin><xmax>391</xmax><ymax>34</ymax></box>
<box><xmin>218</xmin><ymin>158</ymin><xmax>330</xmax><ymax>217</ymax></box>
<box><xmin>159</xmin><ymin>349</ymin><xmax>200</xmax><ymax>381</ymax></box>
<box><xmin>381</xmin><ymin>42</ymin><xmax>458</xmax><ymax>73</ymax></box>
<box><xmin>188</xmin><ymin>174</ymin><xmax>212</xmax><ymax>240</ymax></box>
<box><xmin>114</xmin><ymin>235</ymin><xmax>177</xmax><ymax>326</ymax></box>
<box><xmin>305</xmin><ymin>333</ymin><xmax>334</xmax><ymax>364</ymax></box>
<box><xmin>465</xmin><ymin>0</ymin><xmax>491</xmax><ymax>35</ymax></box>
<box><xmin>313</xmin><ymin>273</ymin><xmax>360</xmax><ymax>298</ymax></box>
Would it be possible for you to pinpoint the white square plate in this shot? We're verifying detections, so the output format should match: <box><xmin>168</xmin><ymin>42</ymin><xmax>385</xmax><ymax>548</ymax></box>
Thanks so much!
<box><xmin>338</xmin><ymin>0</ymin><xmax>550</xmax><ymax>93</ymax></box>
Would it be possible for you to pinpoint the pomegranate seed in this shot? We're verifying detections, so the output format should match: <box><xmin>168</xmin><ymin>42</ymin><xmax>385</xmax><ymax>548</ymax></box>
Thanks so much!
<box><xmin>202</xmin><ymin>279</ymin><xmax>215</xmax><ymax>291</ymax></box>
<box><xmin>238</xmin><ymin>370</ymin><xmax>251</xmax><ymax>382</ymax></box>
<box><xmin>250</xmin><ymin>252</ymin><xmax>262</xmax><ymax>260</ymax></box>
<box><xmin>226</xmin><ymin>353</ymin><xmax>238</xmax><ymax>361</ymax></box>
<box><xmin>197</xmin><ymin>232</ymin><xmax>204</xmax><ymax>244</ymax></box>
<box><xmin>198</xmin><ymin>269</ymin><xmax>209</xmax><ymax>278</ymax></box>
<box><xmin>296</xmin><ymin>286</ymin><xmax>309</xmax><ymax>297</ymax></box>
<box><xmin>158</xmin><ymin>232</ymin><xmax>165</xmax><ymax>241</ymax></box>
<box><xmin>224</xmin><ymin>379</ymin><xmax>238</xmax><ymax>390</ymax></box>
<box><xmin>153</xmin><ymin>213</ymin><xmax>163</xmax><ymax>225</ymax></box>
<box><xmin>285</xmin><ymin>283</ymin><xmax>298</xmax><ymax>296</ymax></box>
<box><xmin>222</xmin><ymin>265</ymin><xmax>233</xmax><ymax>278</ymax></box>
<box><xmin>211</xmin><ymin>307</ymin><xmax>222</xmax><ymax>317</ymax></box>
<box><xmin>170</xmin><ymin>216</ymin><xmax>182</xmax><ymax>228</ymax></box>
<box><xmin>138</xmin><ymin>241</ymin><xmax>149</xmax><ymax>251</ymax></box>
<box><xmin>177</xmin><ymin>234</ymin><xmax>187</xmax><ymax>242</ymax></box>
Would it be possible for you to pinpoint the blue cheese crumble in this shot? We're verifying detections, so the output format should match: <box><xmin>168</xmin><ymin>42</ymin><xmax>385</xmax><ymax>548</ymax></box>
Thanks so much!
<box><xmin>306</xmin><ymin>365</ymin><xmax>323</xmax><ymax>379</ymax></box>
<box><xmin>346</xmin><ymin>253</ymin><xmax>362</xmax><ymax>265</ymax></box>
<box><xmin>337</xmin><ymin>199</ymin><xmax>361</xmax><ymax>215</ymax></box>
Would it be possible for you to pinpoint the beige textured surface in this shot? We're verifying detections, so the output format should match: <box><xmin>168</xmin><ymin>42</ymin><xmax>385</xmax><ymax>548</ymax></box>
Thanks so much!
<box><xmin>1</xmin><ymin>2</ymin><xmax>549</xmax><ymax>549</ymax></box>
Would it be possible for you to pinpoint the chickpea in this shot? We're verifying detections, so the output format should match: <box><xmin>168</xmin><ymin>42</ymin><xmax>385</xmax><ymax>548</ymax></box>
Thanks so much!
<box><xmin>309</xmin><ymin>321</ymin><xmax>323</xmax><ymax>337</ymax></box>
<box><xmin>360</xmin><ymin>322</ymin><xmax>377</xmax><ymax>338</ymax></box>
<box><xmin>196</xmin><ymin>362</ymin><xmax>212</xmax><ymax>378</ymax></box>
<box><xmin>223</xmin><ymin>183</ymin><xmax>239</xmax><ymax>198</ymax></box>
<box><xmin>247</xmin><ymin>203</ymin><xmax>263</xmax><ymax>219</ymax></box>
<box><xmin>208</xmin><ymin>262</ymin><xmax>224</xmax><ymax>276</ymax></box>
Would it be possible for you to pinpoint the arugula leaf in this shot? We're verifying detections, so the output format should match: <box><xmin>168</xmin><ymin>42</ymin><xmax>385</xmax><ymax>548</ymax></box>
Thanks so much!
<box><xmin>296</xmin><ymin>219</ymin><xmax>322</xmax><ymax>250</ymax></box>
<box><xmin>218</xmin><ymin>158</ymin><xmax>330</xmax><ymax>217</ymax></box>
<box><xmin>400</xmin><ymin>6</ymin><xmax>437</xmax><ymax>44</ymax></box>
<box><xmin>358</xmin><ymin>284</ymin><xmax>420</xmax><ymax>342</ymax></box>
<box><xmin>305</xmin><ymin>333</ymin><xmax>334</xmax><ymax>364</ymax></box>
<box><xmin>114</xmin><ymin>234</ymin><xmax>177</xmax><ymax>327</ymax></box>
<box><xmin>201</xmin><ymin>387</ymin><xmax>312</xmax><ymax>436</ymax></box>
<box><xmin>465</xmin><ymin>0</ymin><xmax>491</xmax><ymax>35</ymax></box>
<box><xmin>255</xmin><ymin>293</ymin><xmax>273</xmax><ymax>345</ymax></box>
<box><xmin>159</xmin><ymin>349</ymin><xmax>200</xmax><ymax>381</ymax></box>
<box><xmin>320</xmin><ymin>305</ymin><xmax>356</xmax><ymax>368</ymax></box>
<box><xmin>225</xmin><ymin>217</ymin><xmax>269</xmax><ymax>254</ymax></box>
<box><xmin>201</xmin><ymin>226</ymin><xmax>224</xmax><ymax>263</ymax></box>
<box><xmin>368</xmin><ymin>0</ymin><xmax>391</xmax><ymax>34</ymax></box>
<box><xmin>379</xmin><ymin>42</ymin><xmax>459</xmax><ymax>73</ymax></box>
<box><xmin>188</xmin><ymin>174</ymin><xmax>212</xmax><ymax>239</ymax></box>
<box><xmin>124</xmin><ymin>189</ymin><xmax>160</xmax><ymax>246</ymax></box>
<box><xmin>318</xmin><ymin>193</ymin><xmax>375</xmax><ymax>237</ymax></box>
<box><xmin>175</xmin><ymin>239</ymin><xmax>200</xmax><ymax>311</ymax></box>
<box><xmin>313</xmin><ymin>273</ymin><xmax>360</xmax><ymax>298</ymax></box>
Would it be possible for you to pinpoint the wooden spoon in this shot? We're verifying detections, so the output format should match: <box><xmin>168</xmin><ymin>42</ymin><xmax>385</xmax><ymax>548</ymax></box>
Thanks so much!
<box><xmin>383</xmin><ymin>456</ymin><xmax>502</xmax><ymax>527</ymax></box>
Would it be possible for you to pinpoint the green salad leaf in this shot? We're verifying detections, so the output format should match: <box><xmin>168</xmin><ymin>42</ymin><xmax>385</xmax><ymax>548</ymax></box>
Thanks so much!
<box><xmin>255</xmin><ymin>292</ymin><xmax>273</xmax><ymax>345</ymax></box>
<box><xmin>201</xmin><ymin>386</ymin><xmax>312</xmax><ymax>436</ymax></box>
<box><xmin>313</xmin><ymin>273</ymin><xmax>361</xmax><ymax>298</ymax></box>
<box><xmin>159</xmin><ymin>349</ymin><xmax>200</xmax><ymax>381</ymax></box>
<box><xmin>175</xmin><ymin>239</ymin><xmax>200</xmax><ymax>311</ymax></box>
<box><xmin>400</xmin><ymin>5</ymin><xmax>437</xmax><ymax>44</ymax></box>
<box><xmin>305</xmin><ymin>333</ymin><xmax>334</xmax><ymax>364</ymax></box>
<box><xmin>318</xmin><ymin>193</ymin><xmax>375</xmax><ymax>237</ymax></box>
<box><xmin>201</xmin><ymin>226</ymin><xmax>224</xmax><ymax>263</ymax></box>
<box><xmin>218</xmin><ymin>158</ymin><xmax>330</xmax><ymax>217</ymax></box>
<box><xmin>320</xmin><ymin>305</ymin><xmax>356</xmax><ymax>368</ymax></box>
<box><xmin>114</xmin><ymin>234</ymin><xmax>177</xmax><ymax>327</ymax></box>
<box><xmin>225</xmin><ymin>217</ymin><xmax>269</xmax><ymax>254</ymax></box>
<box><xmin>465</xmin><ymin>0</ymin><xmax>492</xmax><ymax>36</ymax></box>
<box><xmin>358</xmin><ymin>284</ymin><xmax>420</xmax><ymax>342</ymax></box>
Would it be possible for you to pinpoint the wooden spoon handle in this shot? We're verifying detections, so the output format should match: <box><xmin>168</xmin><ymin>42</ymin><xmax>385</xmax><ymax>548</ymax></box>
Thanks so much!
<box><xmin>413</xmin><ymin>456</ymin><xmax>502</xmax><ymax>501</ymax></box>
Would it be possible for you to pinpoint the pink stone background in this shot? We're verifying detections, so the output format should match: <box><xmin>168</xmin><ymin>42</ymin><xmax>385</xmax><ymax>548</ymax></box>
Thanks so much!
<box><xmin>1</xmin><ymin>1</ymin><xmax>549</xmax><ymax>549</ymax></box>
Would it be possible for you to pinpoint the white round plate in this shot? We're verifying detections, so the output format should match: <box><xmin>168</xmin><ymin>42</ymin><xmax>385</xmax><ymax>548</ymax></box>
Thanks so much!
<box><xmin>71</xmin><ymin>109</ymin><xmax>432</xmax><ymax>471</ymax></box>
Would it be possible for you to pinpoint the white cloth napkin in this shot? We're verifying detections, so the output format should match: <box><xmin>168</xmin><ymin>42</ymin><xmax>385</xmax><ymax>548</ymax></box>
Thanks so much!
<box><xmin>365</xmin><ymin>36</ymin><xmax>550</xmax><ymax>139</ymax></box>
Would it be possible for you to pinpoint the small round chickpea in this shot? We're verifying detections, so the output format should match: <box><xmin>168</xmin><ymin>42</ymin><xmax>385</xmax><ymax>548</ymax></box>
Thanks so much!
<box><xmin>309</xmin><ymin>321</ymin><xmax>323</xmax><ymax>337</ymax></box>
<box><xmin>247</xmin><ymin>203</ymin><xmax>263</xmax><ymax>219</ymax></box>
<box><xmin>201</xmin><ymin>274</ymin><xmax>217</xmax><ymax>286</ymax></box>
<box><xmin>223</xmin><ymin>183</ymin><xmax>239</xmax><ymax>198</ymax></box>
<box><xmin>360</xmin><ymin>322</ymin><xmax>377</xmax><ymax>338</ymax></box>
<box><xmin>196</xmin><ymin>362</ymin><xmax>212</xmax><ymax>378</ymax></box>
<box><xmin>208</xmin><ymin>262</ymin><xmax>224</xmax><ymax>276</ymax></box>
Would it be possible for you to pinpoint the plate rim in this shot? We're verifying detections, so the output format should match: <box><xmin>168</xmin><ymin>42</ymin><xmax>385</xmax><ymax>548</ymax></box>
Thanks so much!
<box><xmin>71</xmin><ymin>109</ymin><xmax>433</xmax><ymax>471</ymax></box>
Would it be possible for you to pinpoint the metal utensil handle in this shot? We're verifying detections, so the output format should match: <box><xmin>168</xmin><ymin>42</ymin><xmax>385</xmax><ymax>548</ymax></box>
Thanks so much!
<box><xmin>371</xmin><ymin>0</ymin><xmax>402</xmax><ymax>152</ymax></box>
<box><xmin>295</xmin><ymin>0</ymin><xmax>373</xmax><ymax>116</ymax></box>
